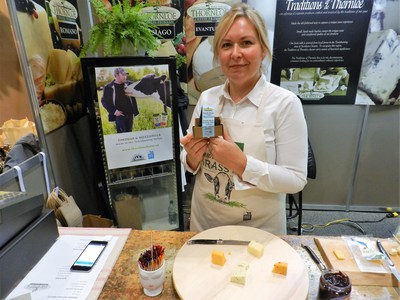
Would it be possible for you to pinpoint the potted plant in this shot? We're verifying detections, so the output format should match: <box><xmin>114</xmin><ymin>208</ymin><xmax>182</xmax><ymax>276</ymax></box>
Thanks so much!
<box><xmin>80</xmin><ymin>0</ymin><xmax>161</xmax><ymax>57</ymax></box>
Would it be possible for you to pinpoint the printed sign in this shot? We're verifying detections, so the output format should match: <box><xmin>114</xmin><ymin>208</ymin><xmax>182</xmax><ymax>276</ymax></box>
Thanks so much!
<box><xmin>271</xmin><ymin>0</ymin><xmax>373</xmax><ymax>104</ymax></box>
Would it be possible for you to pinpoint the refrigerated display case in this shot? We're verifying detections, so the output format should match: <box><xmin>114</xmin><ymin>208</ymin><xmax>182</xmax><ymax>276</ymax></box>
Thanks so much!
<box><xmin>81</xmin><ymin>57</ymin><xmax>183</xmax><ymax>231</ymax></box>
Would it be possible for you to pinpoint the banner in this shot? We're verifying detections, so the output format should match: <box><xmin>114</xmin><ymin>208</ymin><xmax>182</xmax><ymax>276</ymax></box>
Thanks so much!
<box><xmin>270</xmin><ymin>0</ymin><xmax>373</xmax><ymax>104</ymax></box>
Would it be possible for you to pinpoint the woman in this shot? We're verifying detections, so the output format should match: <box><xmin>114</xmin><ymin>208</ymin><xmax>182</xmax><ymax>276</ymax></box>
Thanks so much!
<box><xmin>180</xmin><ymin>3</ymin><xmax>308</xmax><ymax>234</ymax></box>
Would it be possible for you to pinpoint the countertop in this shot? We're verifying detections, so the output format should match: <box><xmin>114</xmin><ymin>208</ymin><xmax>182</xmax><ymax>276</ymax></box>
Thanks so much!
<box><xmin>98</xmin><ymin>230</ymin><xmax>400</xmax><ymax>300</ymax></box>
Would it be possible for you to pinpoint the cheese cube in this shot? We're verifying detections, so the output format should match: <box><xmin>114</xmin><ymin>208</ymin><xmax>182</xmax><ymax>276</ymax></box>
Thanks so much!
<box><xmin>211</xmin><ymin>250</ymin><xmax>226</xmax><ymax>266</ymax></box>
<box><xmin>272</xmin><ymin>261</ymin><xmax>288</xmax><ymax>276</ymax></box>
<box><xmin>230</xmin><ymin>262</ymin><xmax>249</xmax><ymax>285</ymax></box>
<box><xmin>333</xmin><ymin>249</ymin><xmax>345</xmax><ymax>260</ymax></box>
<box><xmin>247</xmin><ymin>240</ymin><xmax>264</xmax><ymax>258</ymax></box>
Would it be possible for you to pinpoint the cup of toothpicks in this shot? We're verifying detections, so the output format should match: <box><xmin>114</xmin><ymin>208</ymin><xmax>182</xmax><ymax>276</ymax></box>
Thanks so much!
<box><xmin>137</xmin><ymin>244</ymin><xmax>166</xmax><ymax>297</ymax></box>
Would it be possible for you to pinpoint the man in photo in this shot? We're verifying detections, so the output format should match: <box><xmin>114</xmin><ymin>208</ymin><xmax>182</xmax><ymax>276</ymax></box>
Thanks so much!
<box><xmin>101</xmin><ymin>67</ymin><xmax>139</xmax><ymax>133</ymax></box>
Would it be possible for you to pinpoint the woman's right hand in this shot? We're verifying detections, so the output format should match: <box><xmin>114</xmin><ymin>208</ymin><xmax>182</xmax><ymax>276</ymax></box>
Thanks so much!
<box><xmin>180</xmin><ymin>133</ymin><xmax>209</xmax><ymax>170</ymax></box>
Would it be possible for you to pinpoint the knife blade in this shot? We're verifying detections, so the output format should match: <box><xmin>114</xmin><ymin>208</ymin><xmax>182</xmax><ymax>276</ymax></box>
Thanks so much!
<box><xmin>389</xmin><ymin>230</ymin><xmax>400</xmax><ymax>245</ymax></box>
<box><xmin>187</xmin><ymin>239</ymin><xmax>250</xmax><ymax>245</ymax></box>
<box><xmin>376</xmin><ymin>239</ymin><xmax>400</xmax><ymax>281</ymax></box>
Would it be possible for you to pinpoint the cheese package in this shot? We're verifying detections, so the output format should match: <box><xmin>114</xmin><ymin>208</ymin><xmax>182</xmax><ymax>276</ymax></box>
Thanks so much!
<box><xmin>230</xmin><ymin>262</ymin><xmax>249</xmax><ymax>285</ymax></box>
<box><xmin>333</xmin><ymin>249</ymin><xmax>345</xmax><ymax>260</ymax></box>
<box><xmin>211</xmin><ymin>250</ymin><xmax>226</xmax><ymax>266</ymax></box>
<box><xmin>358</xmin><ymin>29</ymin><xmax>400</xmax><ymax>104</ymax></box>
<box><xmin>247</xmin><ymin>240</ymin><xmax>264</xmax><ymax>258</ymax></box>
<box><xmin>272</xmin><ymin>261</ymin><xmax>288</xmax><ymax>276</ymax></box>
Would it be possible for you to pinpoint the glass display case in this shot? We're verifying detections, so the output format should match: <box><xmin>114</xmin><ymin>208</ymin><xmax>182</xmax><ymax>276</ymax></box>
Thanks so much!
<box><xmin>81</xmin><ymin>57</ymin><xmax>183</xmax><ymax>231</ymax></box>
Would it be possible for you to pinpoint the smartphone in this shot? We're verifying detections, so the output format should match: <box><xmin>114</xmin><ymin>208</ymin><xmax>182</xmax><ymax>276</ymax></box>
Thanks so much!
<box><xmin>70</xmin><ymin>240</ymin><xmax>108</xmax><ymax>271</ymax></box>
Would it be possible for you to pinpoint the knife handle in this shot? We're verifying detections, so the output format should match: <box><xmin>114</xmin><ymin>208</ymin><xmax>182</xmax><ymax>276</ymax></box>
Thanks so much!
<box><xmin>302</xmin><ymin>244</ymin><xmax>327</xmax><ymax>271</ymax></box>
<box><xmin>377</xmin><ymin>240</ymin><xmax>394</xmax><ymax>267</ymax></box>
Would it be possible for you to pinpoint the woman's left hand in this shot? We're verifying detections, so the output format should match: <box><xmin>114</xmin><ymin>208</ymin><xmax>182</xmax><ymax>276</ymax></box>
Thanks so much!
<box><xmin>208</xmin><ymin>128</ymin><xmax>247</xmax><ymax>177</ymax></box>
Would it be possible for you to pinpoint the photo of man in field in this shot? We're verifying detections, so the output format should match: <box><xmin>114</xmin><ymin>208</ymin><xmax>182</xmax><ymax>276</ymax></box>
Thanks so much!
<box><xmin>95</xmin><ymin>65</ymin><xmax>172</xmax><ymax>135</ymax></box>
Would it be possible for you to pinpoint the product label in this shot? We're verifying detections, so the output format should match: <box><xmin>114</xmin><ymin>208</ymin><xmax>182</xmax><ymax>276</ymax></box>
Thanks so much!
<box><xmin>201</xmin><ymin>106</ymin><xmax>215</xmax><ymax>137</ymax></box>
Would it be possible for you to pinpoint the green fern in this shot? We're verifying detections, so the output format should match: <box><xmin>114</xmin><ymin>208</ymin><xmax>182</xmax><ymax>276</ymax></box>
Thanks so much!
<box><xmin>80</xmin><ymin>0</ymin><xmax>161</xmax><ymax>57</ymax></box>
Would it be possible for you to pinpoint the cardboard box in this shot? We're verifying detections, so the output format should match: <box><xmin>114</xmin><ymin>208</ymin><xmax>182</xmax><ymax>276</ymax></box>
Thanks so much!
<box><xmin>82</xmin><ymin>214</ymin><xmax>114</xmax><ymax>228</ymax></box>
<box><xmin>114</xmin><ymin>195</ymin><xmax>142</xmax><ymax>229</ymax></box>
<box><xmin>192</xmin><ymin>117</ymin><xmax>223</xmax><ymax>138</ymax></box>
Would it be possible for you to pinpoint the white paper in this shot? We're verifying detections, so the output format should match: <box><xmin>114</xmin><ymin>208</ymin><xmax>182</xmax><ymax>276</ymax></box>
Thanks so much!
<box><xmin>6</xmin><ymin>235</ymin><xmax>118</xmax><ymax>300</ymax></box>
<box><xmin>342</xmin><ymin>236</ymin><xmax>386</xmax><ymax>273</ymax></box>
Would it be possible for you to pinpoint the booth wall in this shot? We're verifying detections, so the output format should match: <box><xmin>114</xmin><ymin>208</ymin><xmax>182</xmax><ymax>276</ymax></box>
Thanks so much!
<box><xmin>302</xmin><ymin>105</ymin><xmax>399</xmax><ymax>210</ymax></box>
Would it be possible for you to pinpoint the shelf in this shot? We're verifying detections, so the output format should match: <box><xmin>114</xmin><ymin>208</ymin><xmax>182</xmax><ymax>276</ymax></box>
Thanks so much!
<box><xmin>142</xmin><ymin>216</ymin><xmax>179</xmax><ymax>231</ymax></box>
<box><xmin>108</xmin><ymin>171</ymin><xmax>174</xmax><ymax>188</ymax></box>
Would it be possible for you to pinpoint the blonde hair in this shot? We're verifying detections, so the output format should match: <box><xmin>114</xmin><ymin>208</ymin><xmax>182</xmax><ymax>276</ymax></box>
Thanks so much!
<box><xmin>213</xmin><ymin>3</ymin><xmax>272</xmax><ymax>67</ymax></box>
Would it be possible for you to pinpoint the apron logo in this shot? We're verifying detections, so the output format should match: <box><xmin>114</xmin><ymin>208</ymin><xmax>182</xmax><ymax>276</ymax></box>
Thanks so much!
<box><xmin>204</xmin><ymin>172</ymin><xmax>247</xmax><ymax>209</ymax></box>
<box><xmin>204</xmin><ymin>172</ymin><xmax>234</xmax><ymax>202</ymax></box>
<box><xmin>243</xmin><ymin>211</ymin><xmax>252</xmax><ymax>221</ymax></box>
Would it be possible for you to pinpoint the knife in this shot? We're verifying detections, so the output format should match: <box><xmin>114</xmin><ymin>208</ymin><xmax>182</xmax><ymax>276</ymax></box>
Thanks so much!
<box><xmin>376</xmin><ymin>239</ymin><xmax>400</xmax><ymax>281</ymax></box>
<box><xmin>389</xmin><ymin>230</ymin><xmax>400</xmax><ymax>245</ymax></box>
<box><xmin>187</xmin><ymin>239</ymin><xmax>250</xmax><ymax>245</ymax></box>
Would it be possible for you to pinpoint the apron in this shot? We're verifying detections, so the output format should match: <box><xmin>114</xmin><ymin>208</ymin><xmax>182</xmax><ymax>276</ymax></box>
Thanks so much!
<box><xmin>190</xmin><ymin>90</ymin><xmax>286</xmax><ymax>234</ymax></box>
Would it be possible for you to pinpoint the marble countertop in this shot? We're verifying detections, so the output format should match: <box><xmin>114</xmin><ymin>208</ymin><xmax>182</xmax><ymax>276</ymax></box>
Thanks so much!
<box><xmin>98</xmin><ymin>230</ymin><xmax>400</xmax><ymax>300</ymax></box>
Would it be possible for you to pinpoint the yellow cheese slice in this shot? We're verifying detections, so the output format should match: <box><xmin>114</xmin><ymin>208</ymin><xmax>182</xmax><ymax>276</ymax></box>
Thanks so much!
<box><xmin>272</xmin><ymin>261</ymin><xmax>288</xmax><ymax>276</ymax></box>
<box><xmin>333</xmin><ymin>249</ymin><xmax>345</xmax><ymax>260</ymax></box>
<box><xmin>211</xmin><ymin>250</ymin><xmax>226</xmax><ymax>266</ymax></box>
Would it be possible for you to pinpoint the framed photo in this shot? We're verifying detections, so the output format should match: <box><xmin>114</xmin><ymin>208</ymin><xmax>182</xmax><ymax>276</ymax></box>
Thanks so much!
<box><xmin>81</xmin><ymin>57</ymin><xmax>178</xmax><ymax>170</ymax></box>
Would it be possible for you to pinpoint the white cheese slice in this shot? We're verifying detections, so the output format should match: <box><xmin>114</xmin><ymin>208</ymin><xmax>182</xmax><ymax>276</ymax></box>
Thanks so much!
<box><xmin>230</xmin><ymin>262</ymin><xmax>249</xmax><ymax>285</ymax></box>
<box><xmin>248</xmin><ymin>240</ymin><xmax>264</xmax><ymax>258</ymax></box>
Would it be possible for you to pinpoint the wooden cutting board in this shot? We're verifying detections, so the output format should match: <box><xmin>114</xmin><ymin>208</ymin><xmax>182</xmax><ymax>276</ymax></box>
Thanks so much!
<box><xmin>315</xmin><ymin>238</ymin><xmax>400</xmax><ymax>287</ymax></box>
<box><xmin>172</xmin><ymin>226</ymin><xmax>309</xmax><ymax>300</ymax></box>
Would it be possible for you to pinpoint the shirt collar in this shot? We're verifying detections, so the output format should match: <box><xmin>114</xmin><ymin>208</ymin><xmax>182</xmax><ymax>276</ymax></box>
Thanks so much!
<box><xmin>221</xmin><ymin>75</ymin><xmax>267</xmax><ymax>107</ymax></box>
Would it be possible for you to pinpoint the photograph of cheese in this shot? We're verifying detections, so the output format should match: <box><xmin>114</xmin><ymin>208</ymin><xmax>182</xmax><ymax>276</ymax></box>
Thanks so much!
<box><xmin>357</xmin><ymin>29</ymin><xmax>400</xmax><ymax>105</ymax></box>
<box><xmin>13</xmin><ymin>0</ymin><xmax>85</xmax><ymax>134</ymax></box>
<box><xmin>356</xmin><ymin>0</ymin><xmax>400</xmax><ymax>105</ymax></box>
<box><xmin>39</xmin><ymin>100</ymin><xmax>67</xmax><ymax>134</ymax></box>
<box><xmin>280</xmin><ymin>67</ymin><xmax>350</xmax><ymax>101</ymax></box>
<box><xmin>44</xmin><ymin>49</ymin><xmax>81</xmax><ymax>105</ymax></box>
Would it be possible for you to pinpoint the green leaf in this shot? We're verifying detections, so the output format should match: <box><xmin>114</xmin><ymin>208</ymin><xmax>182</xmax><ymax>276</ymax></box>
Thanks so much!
<box><xmin>80</xmin><ymin>0</ymin><xmax>161</xmax><ymax>57</ymax></box>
